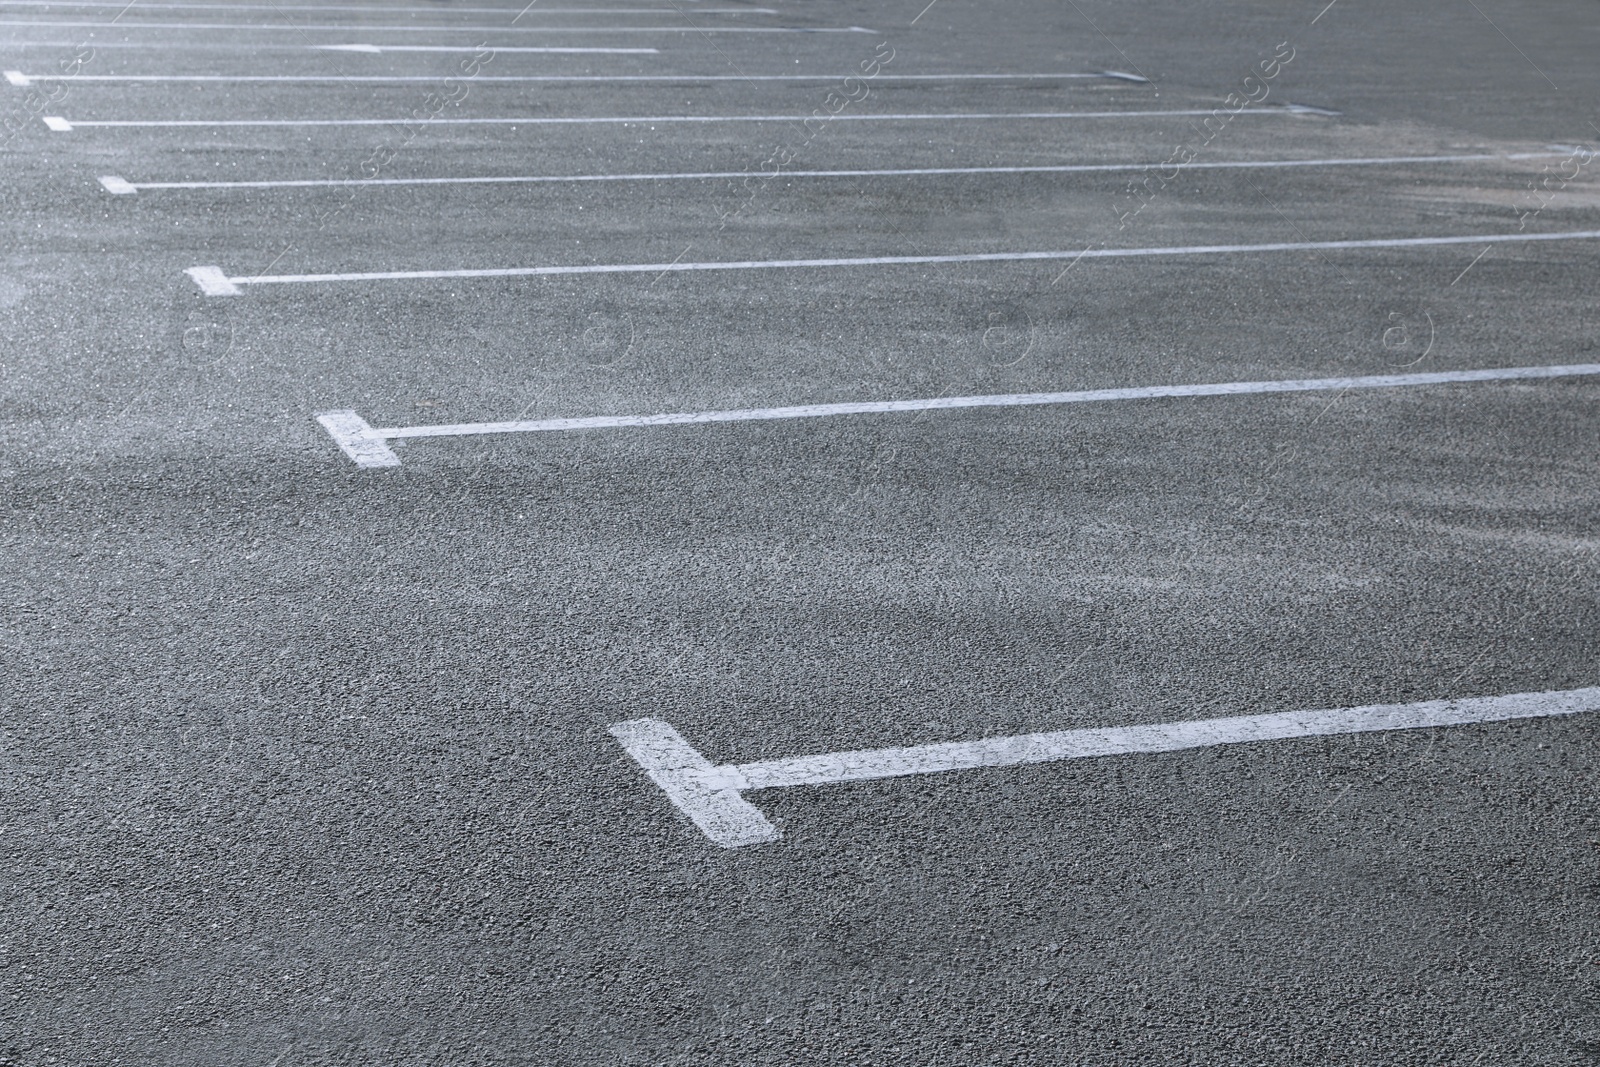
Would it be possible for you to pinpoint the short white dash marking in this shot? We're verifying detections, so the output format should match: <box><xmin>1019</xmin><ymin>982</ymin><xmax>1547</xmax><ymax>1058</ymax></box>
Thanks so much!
<box><xmin>609</xmin><ymin>719</ymin><xmax>782</xmax><ymax>848</ymax></box>
<box><xmin>614</xmin><ymin>686</ymin><xmax>1600</xmax><ymax>846</ymax></box>
<box><xmin>184</xmin><ymin>265</ymin><xmax>240</xmax><ymax>295</ymax></box>
<box><xmin>314</xmin><ymin>410</ymin><xmax>401</xmax><ymax>469</ymax></box>
<box><xmin>98</xmin><ymin>174</ymin><xmax>136</xmax><ymax>194</ymax></box>
<box><xmin>42</xmin><ymin>114</ymin><xmax>71</xmax><ymax>130</ymax></box>
<box><xmin>3</xmin><ymin>69</ymin><xmax>29</xmax><ymax>85</ymax></box>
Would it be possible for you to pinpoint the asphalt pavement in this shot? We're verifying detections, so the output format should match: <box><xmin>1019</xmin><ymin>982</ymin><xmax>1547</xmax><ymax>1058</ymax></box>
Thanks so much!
<box><xmin>2</xmin><ymin>0</ymin><xmax>1599</xmax><ymax>1063</ymax></box>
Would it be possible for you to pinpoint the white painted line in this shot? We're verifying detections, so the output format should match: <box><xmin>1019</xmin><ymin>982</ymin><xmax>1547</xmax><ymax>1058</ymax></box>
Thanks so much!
<box><xmin>2</xmin><ymin>69</ymin><xmax>27</xmax><ymax>85</ymax></box>
<box><xmin>14</xmin><ymin>70</ymin><xmax>1118</xmax><ymax>83</ymax></box>
<box><xmin>184</xmin><ymin>265</ymin><xmax>239</xmax><ymax>296</ymax></box>
<box><xmin>0</xmin><ymin>19</ymin><xmax>872</xmax><ymax>32</ymax></box>
<box><xmin>0</xmin><ymin>1</ymin><xmax>763</xmax><ymax>10</ymax></box>
<box><xmin>41</xmin><ymin>114</ymin><xmax>70</xmax><ymax>130</ymax></box>
<box><xmin>609</xmin><ymin>719</ymin><xmax>782</xmax><ymax>847</ymax></box>
<box><xmin>112</xmin><ymin>152</ymin><xmax>1570</xmax><ymax>193</ymax></box>
<box><xmin>312</xmin><ymin>44</ymin><xmax>659</xmax><ymax>54</ymax></box>
<box><xmin>44</xmin><ymin>108</ymin><xmax>1256</xmax><ymax>131</ymax></box>
<box><xmin>314</xmin><ymin>410</ymin><xmax>401</xmax><ymax>469</ymax></box>
<box><xmin>1</xmin><ymin>38</ymin><xmax>814</xmax><ymax>52</ymax></box>
<box><xmin>314</xmin><ymin>363</ymin><xmax>1600</xmax><ymax>467</ymax></box>
<box><xmin>97</xmin><ymin>174</ymin><xmax>136</xmax><ymax>194</ymax></box>
<box><xmin>193</xmin><ymin>230</ymin><xmax>1600</xmax><ymax>292</ymax></box>
<box><xmin>614</xmin><ymin>685</ymin><xmax>1600</xmax><ymax>847</ymax></box>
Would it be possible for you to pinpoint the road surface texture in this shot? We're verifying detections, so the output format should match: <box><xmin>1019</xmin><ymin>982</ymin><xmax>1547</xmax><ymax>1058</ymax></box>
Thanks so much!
<box><xmin>2</xmin><ymin>0</ymin><xmax>1598</xmax><ymax>1063</ymax></box>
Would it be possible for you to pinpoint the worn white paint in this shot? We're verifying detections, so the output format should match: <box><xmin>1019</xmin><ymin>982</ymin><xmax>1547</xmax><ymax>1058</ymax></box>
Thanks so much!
<box><xmin>191</xmin><ymin>230</ymin><xmax>1600</xmax><ymax>293</ymax></box>
<box><xmin>313</xmin><ymin>411</ymin><xmax>401</xmax><ymax>469</ymax></box>
<box><xmin>312</xmin><ymin>363</ymin><xmax>1600</xmax><ymax>466</ymax></box>
<box><xmin>614</xmin><ymin>686</ymin><xmax>1600</xmax><ymax>846</ymax></box>
<box><xmin>105</xmin><ymin>152</ymin><xmax>1569</xmax><ymax>194</ymax></box>
<box><xmin>44</xmin><ymin>108</ymin><xmax>1263</xmax><ymax>131</ymax></box>
<box><xmin>311</xmin><ymin>43</ymin><xmax>657</xmax><ymax>53</ymax></box>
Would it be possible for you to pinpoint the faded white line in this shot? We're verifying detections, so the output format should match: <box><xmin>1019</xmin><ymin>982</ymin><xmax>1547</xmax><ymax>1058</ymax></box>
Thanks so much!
<box><xmin>194</xmin><ymin>229</ymin><xmax>1600</xmax><ymax>292</ymax></box>
<box><xmin>0</xmin><ymin>18</ymin><xmax>872</xmax><ymax>31</ymax></box>
<box><xmin>313</xmin><ymin>363</ymin><xmax>1600</xmax><ymax>468</ymax></box>
<box><xmin>311</xmin><ymin>44</ymin><xmax>658</xmax><ymax>54</ymax></box>
<box><xmin>612</xmin><ymin>685</ymin><xmax>1600</xmax><ymax>846</ymax></box>
<box><xmin>100</xmin><ymin>151</ymin><xmax>1568</xmax><ymax>194</ymax></box>
<box><xmin>4</xmin><ymin>39</ymin><xmax>643</xmax><ymax>50</ymax></box>
<box><xmin>10</xmin><ymin>69</ymin><xmax>1117</xmax><ymax>83</ymax></box>
<box><xmin>45</xmin><ymin>108</ymin><xmax>1251</xmax><ymax>131</ymax></box>
<box><xmin>0</xmin><ymin>0</ymin><xmax>755</xmax><ymax>9</ymax></box>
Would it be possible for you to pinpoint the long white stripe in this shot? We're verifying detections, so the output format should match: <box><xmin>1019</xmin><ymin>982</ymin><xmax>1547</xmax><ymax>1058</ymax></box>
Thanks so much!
<box><xmin>0</xmin><ymin>0</ymin><xmax>756</xmax><ymax>9</ymax></box>
<box><xmin>313</xmin><ymin>364</ymin><xmax>1600</xmax><ymax>468</ymax></box>
<box><xmin>311</xmin><ymin>45</ymin><xmax>660</xmax><ymax>54</ymax></box>
<box><xmin>732</xmin><ymin>687</ymin><xmax>1600</xmax><ymax>790</ymax></box>
<box><xmin>201</xmin><ymin>230</ymin><xmax>1600</xmax><ymax>290</ymax></box>
<box><xmin>11</xmin><ymin>70</ymin><xmax>1109</xmax><ymax>83</ymax></box>
<box><xmin>0</xmin><ymin>18</ymin><xmax>872</xmax><ymax>31</ymax></box>
<box><xmin>109</xmin><ymin>152</ymin><xmax>1565</xmax><ymax>192</ymax></box>
<box><xmin>50</xmin><ymin>108</ymin><xmax>1245</xmax><ymax>130</ymax></box>
<box><xmin>5</xmin><ymin>38</ymin><xmax>819</xmax><ymax>51</ymax></box>
<box><xmin>613</xmin><ymin>686</ymin><xmax>1600</xmax><ymax>846</ymax></box>
<box><xmin>373</xmin><ymin>364</ymin><xmax>1600</xmax><ymax>439</ymax></box>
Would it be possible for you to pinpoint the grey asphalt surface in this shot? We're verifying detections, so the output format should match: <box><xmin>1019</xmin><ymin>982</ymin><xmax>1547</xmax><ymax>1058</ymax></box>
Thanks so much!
<box><xmin>3</xmin><ymin>0</ymin><xmax>1600</xmax><ymax>1063</ymax></box>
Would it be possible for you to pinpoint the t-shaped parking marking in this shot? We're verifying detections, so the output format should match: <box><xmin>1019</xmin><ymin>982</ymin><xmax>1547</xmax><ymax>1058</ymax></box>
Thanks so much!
<box><xmin>610</xmin><ymin>685</ymin><xmax>1600</xmax><ymax>847</ymax></box>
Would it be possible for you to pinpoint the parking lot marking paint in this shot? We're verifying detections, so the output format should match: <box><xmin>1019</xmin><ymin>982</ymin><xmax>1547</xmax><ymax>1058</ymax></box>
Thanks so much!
<box><xmin>311</xmin><ymin>44</ymin><xmax>659</xmax><ymax>53</ymax></box>
<box><xmin>41</xmin><ymin>114</ymin><xmax>70</xmax><ymax>130</ymax></box>
<box><xmin>110</xmin><ymin>152</ymin><xmax>1567</xmax><ymax>194</ymax></box>
<box><xmin>0</xmin><ymin>18</ymin><xmax>871</xmax><ymax>32</ymax></box>
<box><xmin>191</xmin><ymin>230</ymin><xmax>1600</xmax><ymax>293</ymax></box>
<box><xmin>183</xmin><ymin>265</ymin><xmax>240</xmax><ymax>296</ymax></box>
<box><xmin>314</xmin><ymin>363</ymin><xmax>1600</xmax><ymax>467</ymax></box>
<box><xmin>0</xmin><ymin>1</ymin><xmax>761</xmax><ymax>10</ymax></box>
<box><xmin>45</xmin><ymin>108</ymin><xmax>1267</xmax><ymax>131</ymax></box>
<box><xmin>314</xmin><ymin>411</ymin><xmax>402</xmax><ymax>469</ymax></box>
<box><xmin>4</xmin><ymin>39</ymin><xmax>633</xmax><ymax>50</ymax></box>
<box><xmin>609</xmin><ymin>720</ymin><xmax>783</xmax><ymax>847</ymax></box>
<box><xmin>613</xmin><ymin>686</ymin><xmax>1600</xmax><ymax>847</ymax></box>
<box><xmin>14</xmin><ymin>69</ymin><xmax>1120</xmax><ymax>82</ymax></box>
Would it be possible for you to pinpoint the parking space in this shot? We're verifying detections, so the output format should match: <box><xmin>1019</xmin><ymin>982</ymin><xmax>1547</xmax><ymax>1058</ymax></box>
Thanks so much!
<box><xmin>3</xmin><ymin>0</ymin><xmax>1599</xmax><ymax>1063</ymax></box>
